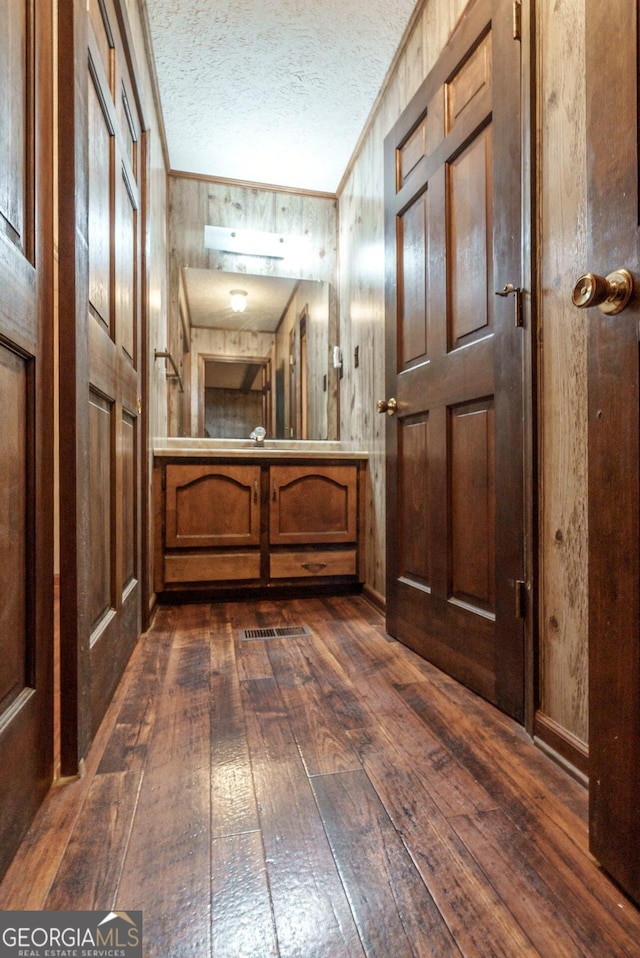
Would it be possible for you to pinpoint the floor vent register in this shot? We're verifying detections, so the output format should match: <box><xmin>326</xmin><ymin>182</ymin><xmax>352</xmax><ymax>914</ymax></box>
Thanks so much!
<box><xmin>239</xmin><ymin>625</ymin><xmax>312</xmax><ymax>641</ymax></box>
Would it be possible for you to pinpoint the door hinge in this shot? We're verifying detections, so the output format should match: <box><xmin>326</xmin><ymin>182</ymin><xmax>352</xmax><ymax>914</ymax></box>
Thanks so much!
<box><xmin>515</xmin><ymin>579</ymin><xmax>527</xmax><ymax>619</ymax></box>
<box><xmin>513</xmin><ymin>0</ymin><xmax>522</xmax><ymax>41</ymax></box>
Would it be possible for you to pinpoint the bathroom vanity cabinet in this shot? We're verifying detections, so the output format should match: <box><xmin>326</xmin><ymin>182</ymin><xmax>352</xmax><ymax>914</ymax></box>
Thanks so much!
<box><xmin>153</xmin><ymin>444</ymin><xmax>366</xmax><ymax>598</ymax></box>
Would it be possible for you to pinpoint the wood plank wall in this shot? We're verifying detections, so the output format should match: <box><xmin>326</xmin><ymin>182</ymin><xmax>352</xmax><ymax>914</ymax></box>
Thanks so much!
<box><xmin>337</xmin><ymin>0</ymin><xmax>589</xmax><ymax>746</ymax></box>
<box><xmin>535</xmin><ymin>0</ymin><xmax>588</xmax><ymax>745</ymax></box>
<box><xmin>168</xmin><ymin>176</ymin><xmax>338</xmax><ymax>439</ymax></box>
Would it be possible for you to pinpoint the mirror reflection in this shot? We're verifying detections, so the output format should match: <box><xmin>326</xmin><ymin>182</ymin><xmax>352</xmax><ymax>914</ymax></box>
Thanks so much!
<box><xmin>179</xmin><ymin>268</ymin><xmax>338</xmax><ymax>441</ymax></box>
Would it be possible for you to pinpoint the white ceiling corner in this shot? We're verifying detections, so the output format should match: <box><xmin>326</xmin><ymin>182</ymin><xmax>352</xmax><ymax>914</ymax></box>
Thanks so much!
<box><xmin>144</xmin><ymin>0</ymin><xmax>419</xmax><ymax>193</ymax></box>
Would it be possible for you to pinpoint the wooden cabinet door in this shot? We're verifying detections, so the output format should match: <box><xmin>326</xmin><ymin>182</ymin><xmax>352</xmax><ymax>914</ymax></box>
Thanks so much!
<box><xmin>0</xmin><ymin>0</ymin><xmax>54</xmax><ymax>877</ymax></box>
<box><xmin>384</xmin><ymin>0</ymin><xmax>526</xmax><ymax>719</ymax></box>
<box><xmin>584</xmin><ymin>0</ymin><xmax>640</xmax><ymax>906</ymax></box>
<box><xmin>270</xmin><ymin>465</ymin><xmax>357</xmax><ymax>545</ymax></box>
<box><xmin>165</xmin><ymin>464</ymin><xmax>261</xmax><ymax>548</ymax></box>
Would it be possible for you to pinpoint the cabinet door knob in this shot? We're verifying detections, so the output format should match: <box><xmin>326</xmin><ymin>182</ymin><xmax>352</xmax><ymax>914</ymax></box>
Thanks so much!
<box><xmin>272</xmin><ymin>480</ymin><xmax>277</xmax><ymax>502</ymax></box>
<box><xmin>254</xmin><ymin>479</ymin><xmax>258</xmax><ymax>504</ymax></box>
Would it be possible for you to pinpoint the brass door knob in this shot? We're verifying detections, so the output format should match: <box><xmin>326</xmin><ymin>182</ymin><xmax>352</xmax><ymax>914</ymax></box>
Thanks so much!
<box><xmin>572</xmin><ymin>268</ymin><xmax>633</xmax><ymax>315</ymax></box>
<box><xmin>377</xmin><ymin>397</ymin><xmax>398</xmax><ymax>415</ymax></box>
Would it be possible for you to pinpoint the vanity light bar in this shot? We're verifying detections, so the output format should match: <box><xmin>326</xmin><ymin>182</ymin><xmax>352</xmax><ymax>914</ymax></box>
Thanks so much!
<box><xmin>204</xmin><ymin>225</ymin><xmax>290</xmax><ymax>259</ymax></box>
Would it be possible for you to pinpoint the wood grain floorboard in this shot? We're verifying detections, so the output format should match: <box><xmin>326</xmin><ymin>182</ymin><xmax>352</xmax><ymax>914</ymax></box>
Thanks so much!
<box><xmin>311</xmin><ymin>768</ymin><xmax>462</xmax><ymax>958</ymax></box>
<box><xmin>2</xmin><ymin>595</ymin><xmax>640</xmax><ymax>958</ymax></box>
<box><xmin>450</xmin><ymin>808</ymin><xmax>640</xmax><ymax>958</ymax></box>
<box><xmin>211</xmin><ymin>831</ymin><xmax>278</xmax><ymax>958</ymax></box>
<box><xmin>241</xmin><ymin>676</ymin><xmax>366</xmax><ymax>958</ymax></box>
<box><xmin>117</xmin><ymin>628</ymin><xmax>213</xmax><ymax>958</ymax></box>
<box><xmin>346</xmin><ymin>726</ymin><xmax>539</xmax><ymax>958</ymax></box>
<box><xmin>44</xmin><ymin>770</ymin><xmax>141</xmax><ymax>910</ymax></box>
<box><xmin>266</xmin><ymin>638</ymin><xmax>363</xmax><ymax>775</ymax></box>
<box><xmin>210</xmin><ymin>623</ymin><xmax>261</xmax><ymax>838</ymax></box>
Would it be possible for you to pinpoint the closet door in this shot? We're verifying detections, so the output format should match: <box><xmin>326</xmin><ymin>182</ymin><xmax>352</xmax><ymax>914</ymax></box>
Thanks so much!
<box><xmin>0</xmin><ymin>0</ymin><xmax>54</xmax><ymax>877</ymax></box>
<box><xmin>58</xmin><ymin>0</ymin><xmax>147</xmax><ymax>767</ymax></box>
<box><xmin>383</xmin><ymin>0</ymin><xmax>526</xmax><ymax>719</ymax></box>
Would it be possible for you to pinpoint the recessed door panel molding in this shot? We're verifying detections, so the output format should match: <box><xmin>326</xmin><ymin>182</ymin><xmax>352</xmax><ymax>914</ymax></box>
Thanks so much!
<box><xmin>0</xmin><ymin>343</ymin><xmax>29</xmax><ymax>714</ymax></box>
<box><xmin>0</xmin><ymin>0</ymin><xmax>34</xmax><ymax>255</ymax></box>
<box><xmin>448</xmin><ymin>125</ymin><xmax>493</xmax><ymax>349</ymax></box>
<box><xmin>116</xmin><ymin>164</ymin><xmax>137</xmax><ymax>364</ymax></box>
<box><xmin>88</xmin><ymin>66</ymin><xmax>113</xmax><ymax>332</ymax></box>
<box><xmin>88</xmin><ymin>389</ymin><xmax>114</xmax><ymax>633</ymax></box>
<box><xmin>121</xmin><ymin>408</ymin><xmax>136</xmax><ymax>592</ymax></box>
<box><xmin>449</xmin><ymin>400</ymin><xmax>495</xmax><ymax>615</ymax></box>
<box><xmin>398</xmin><ymin>114</ymin><xmax>428</xmax><ymax>189</ymax></box>
<box><xmin>446</xmin><ymin>29</ymin><xmax>493</xmax><ymax>135</ymax></box>
<box><xmin>399</xmin><ymin>192</ymin><xmax>429</xmax><ymax>366</ymax></box>
<box><xmin>398</xmin><ymin>416</ymin><xmax>431</xmax><ymax>589</ymax></box>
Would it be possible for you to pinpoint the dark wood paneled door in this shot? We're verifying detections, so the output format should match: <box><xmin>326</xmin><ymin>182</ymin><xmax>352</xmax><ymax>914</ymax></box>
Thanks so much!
<box><xmin>582</xmin><ymin>0</ymin><xmax>640</xmax><ymax>906</ymax></box>
<box><xmin>384</xmin><ymin>0</ymin><xmax>526</xmax><ymax>720</ymax></box>
<box><xmin>0</xmin><ymin>0</ymin><xmax>54</xmax><ymax>876</ymax></box>
<box><xmin>59</xmin><ymin>0</ymin><xmax>147</xmax><ymax>767</ymax></box>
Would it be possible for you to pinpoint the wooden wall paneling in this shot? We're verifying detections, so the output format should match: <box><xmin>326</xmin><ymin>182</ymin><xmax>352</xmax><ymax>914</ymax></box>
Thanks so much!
<box><xmin>536</xmin><ymin>0</ymin><xmax>588</xmax><ymax>745</ymax></box>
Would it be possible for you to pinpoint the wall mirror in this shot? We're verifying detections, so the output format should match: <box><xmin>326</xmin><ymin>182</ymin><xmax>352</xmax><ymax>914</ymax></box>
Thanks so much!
<box><xmin>179</xmin><ymin>268</ymin><xmax>339</xmax><ymax>440</ymax></box>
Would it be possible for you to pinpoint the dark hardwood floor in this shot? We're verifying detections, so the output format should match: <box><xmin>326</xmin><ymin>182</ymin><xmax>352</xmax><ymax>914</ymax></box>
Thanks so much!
<box><xmin>2</xmin><ymin>595</ymin><xmax>640</xmax><ymax>957</ymax></box>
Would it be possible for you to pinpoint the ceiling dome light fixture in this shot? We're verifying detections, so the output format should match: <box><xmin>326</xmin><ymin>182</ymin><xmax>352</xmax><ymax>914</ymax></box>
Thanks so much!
<box><xmin>229</xmin><ymin>289</ymin><xmax>248</xmax><ymax>313</ymax></box>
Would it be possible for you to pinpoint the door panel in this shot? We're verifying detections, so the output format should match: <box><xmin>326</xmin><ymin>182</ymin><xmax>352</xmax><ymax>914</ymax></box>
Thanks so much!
<box><xmin>0</xmin><ymin>0</ymin><xmax>54</xmax><ymax>879</ymax></box>
<box><xmin>398</xmin><ymin>416</ymin><xmax>431</xmax><ymax>588</ymax></box>
<box><xmin>0</xmin><ymin>346</ymin><xmax>28</xmax><ymax>711</ymax></box>
<box><xmin>88</xmin><ymin>390</ymin><xmax>113</xmax><ymax>633</ymax></box>
<box><xmin>59</xmin><ymin>0</ymin><xmax>146</xmax><ymax>762</ymax></box>
<box><xmin>399</xmin><ymin>194</ymin><xmax>428</xmax><ymax>364</ymax></box>
<box><xmin>449</xmin><ymin>401</ymin><xmax>495</xmax><ymax>614</ymax></box>
<box><xmin>384</xmin><ymin>0</ymin><xmax>525</xmax><ymax>720</ymax></box>
<box><xmin>584</xmin><ymin>0</ymin><xmax>640</xmax><ymax>906</ymax></box>
<box><xmin>448</xmin><ymin>126</ymin><xmax>492</xmax><ymax>347</ymax></box>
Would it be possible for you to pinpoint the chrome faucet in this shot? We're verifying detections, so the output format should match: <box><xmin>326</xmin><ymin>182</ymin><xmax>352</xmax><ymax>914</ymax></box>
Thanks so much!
<box><xmin>250</xmin><ymin>426</ymin><xmax>266</xmax><ymax>447</ymax></box>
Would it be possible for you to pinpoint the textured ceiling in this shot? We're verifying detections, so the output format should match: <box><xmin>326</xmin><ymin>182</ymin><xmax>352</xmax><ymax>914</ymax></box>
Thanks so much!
<box><xmin>144</xmin><ymin>0</ymin><xmax>418</xmax><ymax>193</ymax></box>
<box><xmin>182</xmin><ymin>268</ymin><xmax>300</xmax><ymax>331</ymax></box>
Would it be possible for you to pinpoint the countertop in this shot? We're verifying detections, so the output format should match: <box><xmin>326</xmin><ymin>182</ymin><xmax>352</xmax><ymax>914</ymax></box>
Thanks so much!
<box><xmin>153</xmin><ymin>438</ymin><xmax>369</xmax><ymax>459</ymax></box>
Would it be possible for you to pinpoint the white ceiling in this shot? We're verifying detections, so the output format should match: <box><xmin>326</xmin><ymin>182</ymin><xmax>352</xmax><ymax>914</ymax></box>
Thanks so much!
<box><xmin>143</xmin><ymin>0</ymin><xmax>419</xmax><ymax>193</ymax></box>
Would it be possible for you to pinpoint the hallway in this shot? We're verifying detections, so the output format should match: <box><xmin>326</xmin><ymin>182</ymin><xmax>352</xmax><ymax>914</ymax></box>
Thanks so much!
<box><xmin>1</xmin><ymin>595</ymin><xmax>639</xmax><ymax>957</ymax></box>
